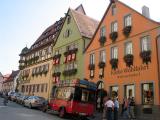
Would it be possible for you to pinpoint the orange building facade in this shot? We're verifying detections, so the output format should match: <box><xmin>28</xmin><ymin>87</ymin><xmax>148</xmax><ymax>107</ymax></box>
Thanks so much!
<box><xmin>85</xmin><ymin>0</ymin><xmax>160</xmax><ymax>117</ymax></box>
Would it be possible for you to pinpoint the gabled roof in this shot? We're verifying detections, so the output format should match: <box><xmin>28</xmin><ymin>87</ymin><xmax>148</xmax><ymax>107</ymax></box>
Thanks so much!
<box><xmin>85</xmin><ymin>0</ymin><xmax>160</xmax><ymax>52</ymax></box>
<box><xmin>71</xmin><ymin>8</ymin><xmax>99</xmax><ymax>38</ymax></box>
<box><xmin>75</xmin><ymin>4</ymin><xmax>86</xmax><ymax>15</ymax></box>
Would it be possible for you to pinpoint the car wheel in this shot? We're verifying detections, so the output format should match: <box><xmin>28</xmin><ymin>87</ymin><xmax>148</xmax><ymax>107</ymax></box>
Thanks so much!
<box><xmin>42</xmin><ymin>105</ymin><xmax>48</xmax><ymax>112</ymax></box>
<box><xmin>59</xmin><ymin>107</ymin><xmax>66</xmax><ymax>118</ymax></box>
<box><xmin>29</xmin><ymin>103</ymin><xmax>32</xmax><ymax>109</ymax></box>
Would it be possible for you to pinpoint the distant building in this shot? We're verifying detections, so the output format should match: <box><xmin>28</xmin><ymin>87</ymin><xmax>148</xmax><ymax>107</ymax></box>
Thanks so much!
<box><xmin>18</xmin><ymin>18</ymin><xmax>64</xmax><ymax>99</ymax></box>
<box><xmin>0</xmin><ymin>72</ymin><xmax>4</xmax><ymax>92</ymax></box>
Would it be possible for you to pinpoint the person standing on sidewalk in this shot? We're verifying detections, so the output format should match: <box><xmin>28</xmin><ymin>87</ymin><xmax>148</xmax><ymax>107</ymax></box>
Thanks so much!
<box><xmin>105</xmin><ymin>97</ymin><xmax>114</xmax><ymax>120</ymax></box>
<box><xmin>114</xmin><ymin>97</ymin><xmax>119</xmax><ymax>120</ymax></box>
<box><xmin>129</xmin><ymin>97</ymin><xmax>136</xmax><ymax>119</ymax></box>
<box><xmin>103</xmin><ymin>96</ymin><xmax>108</xmax><ymax>120</ymax></box>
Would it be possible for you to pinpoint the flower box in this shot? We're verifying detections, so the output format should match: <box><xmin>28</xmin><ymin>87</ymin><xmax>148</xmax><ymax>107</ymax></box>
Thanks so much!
<box><xmin>124</xmin><ymin>54</ymin><xmax>134</xmax><ymax>67</ymax></box>
<box><xmin>140</xmin><ymin>50</ymin><xmax>151</xmax><ymax>64</ymax></box>
<box><xmin>110</xmin><ymin>58</ymin><xmax>118</xmax><ymax>69</ymax></box>
<box><xmin>110</xmin><ymin>32</ymin><xmax>118</xmax><ymax>42</ymax></box>
<box><xmin>98</xmin><ymin>62</ymin><xmax>106</xmax><ymax>68</ymax></box>
<box><xmin>88</xmin><ymin>64</ymin><xmax>95</xmax><ymax>70</ymax></box>
<box><xmin>123</xmin><ymin>26</ymin><xmax>132</xmax><ymax>37</ymax></box>
<box><xmin>99</xmin><ymin>36</ymin><xmax>106</xmax><ymax>46</ymax></box>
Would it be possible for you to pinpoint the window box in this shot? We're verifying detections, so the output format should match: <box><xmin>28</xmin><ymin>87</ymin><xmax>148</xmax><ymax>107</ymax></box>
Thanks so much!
<box><xmin>64</xmin><ymin>51</ymin><xmax>69</xmax><ymax>56</ymax></box>
<box><xmin>140</xmin><ymin>50</ymin><xmax>151</xmax><ymax>64</ymax></box>
<box><xmin>52</xmin><ymin>72</ymin><xmax>61</xmax><ymax>77</ymax></box>
<box><xmin>99</xmin><ymin>36</ymin><xmax>106</xmax><ymax>46</ymax></box>
<box><xmin>110</xmin><ymin>58</ymin><xmax>118</xmax><ymax>69</ymax></box>
<box><xmin>88</xmin><ymin>64</ymin><xmax>95</xmax><ymax>70</ymax></box>
<box><xmin>19</xmin><ymin>60</ymin><xmax>25</xmax><ymax>63</ymax></box>
<box><xmin>71</xmin><ymin>48</ymin><xmax>78</xmax><ymax>53</ymax></box>
<box><xmin>63</xmin><ymin>70</ymin><xmax>68</xmax><ymax>76</ymax></box>
<box><xmin>123</xmin><ymin>26</ymin><xmax>132</xmax><ymax>37</ymax></box>
<box><xmin>53</xmin><ymin>54</ymin><xmax>61</xmax><ymax>59</ymax></box>
<box><xmin>124</xmin><ymin>54</ymin><xmax>134</xmax><ymax>67</ymax></box>
<box><xmin>98</xmin><ymin>61</ymin><xmax>106</xmax><ymax>68</ymax></box>
<box><xmin>110</xmin><ymin>32</ymin><xmax>118</xmax><ymax>42</ymax></box>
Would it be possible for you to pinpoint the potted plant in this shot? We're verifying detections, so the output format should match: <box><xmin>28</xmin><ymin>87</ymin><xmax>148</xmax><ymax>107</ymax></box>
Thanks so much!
<box><xmin>123</xmin><ymin>26</ymin><xmax>132</xmax><ymax>37</ymax></box>
<box><xmin>88</xmin><ymin>64</ymin><xmax>95</xmax><ymax>70</ymax></box>
<box><xmin>98</xmin><ymin>61</ymin><xmax>106</xmax><ymax>68</ymax></box>
<box><xmin>140</xmin><ymin>50</ymin><xmax>151</xmax><ymax>64</ymax></box>
<box><xmin>124</xmin><ymin>54</ymin><xmax>134</xmax><ymax>67</ymax></box>
<box><xmin>110</xmin><ymin>58</ymin><xmax>118</xmax><ymax>69</ymax></box>
<box><xmin>99</xmin><ymin>36</ymin><xmax>106</xmax><ymax>46</ymax></box>
<box><xmin>110</xmin><ymin>32</ymin><xmax>118</xmax><ymax>42</ymax></box>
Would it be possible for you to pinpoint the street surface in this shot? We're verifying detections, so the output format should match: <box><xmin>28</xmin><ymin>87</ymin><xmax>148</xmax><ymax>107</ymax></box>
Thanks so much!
<box><xmin>0</xmin><ymin>97</ymin><xmax>68</xmax><ymax>120</ymax></box>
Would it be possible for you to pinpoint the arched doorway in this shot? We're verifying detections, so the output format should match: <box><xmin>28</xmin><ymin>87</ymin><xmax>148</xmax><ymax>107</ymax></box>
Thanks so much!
<box><xmin>96</xmin><ymin>81</ymin><xmax>107</xmax><ymax>112</ymax></box>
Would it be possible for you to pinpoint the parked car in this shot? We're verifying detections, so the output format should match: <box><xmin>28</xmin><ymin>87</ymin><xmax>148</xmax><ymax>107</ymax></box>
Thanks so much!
<box><xmin>11</xmin><ymin>93</ymin><xmax>22</xmax><ymax>102</ymax></box>
<box><xmin>19</xmin><ymin>95</ymin><xmax>29</xmax><ymax>105</ymax></box>
<box><xmin>24</xmin><ymin>96</ymin><xmax>47</xmax><ymax>109</ymax></box>
<box><xmin>8</xmin><ymin>91</ymin><xmax>15</xmax><ymax>100</ymax></box>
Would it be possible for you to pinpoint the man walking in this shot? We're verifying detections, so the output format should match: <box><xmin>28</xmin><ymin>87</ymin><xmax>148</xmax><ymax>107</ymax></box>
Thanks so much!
<box><xmin>105</xmin><ymin>97</ymin><xmax>114</xmax><ymax>120</ymax></box>
<box><xmin>114</xmin><ymin>98</ymin><xmax>119</xmax><ymax>120</ymax></box>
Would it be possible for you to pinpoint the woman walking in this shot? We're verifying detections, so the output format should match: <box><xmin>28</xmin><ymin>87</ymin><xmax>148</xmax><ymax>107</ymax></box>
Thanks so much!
<box><xmin>105</xmin><ymin>97</ymin><xmax>114</xmax><ymax>120</ymax></box>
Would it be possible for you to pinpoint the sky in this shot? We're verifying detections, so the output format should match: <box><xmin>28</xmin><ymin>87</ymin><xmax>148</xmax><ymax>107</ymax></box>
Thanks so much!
<box><xmin>0</xmin><ymin>0</ymin><xmax>159</xmax><ymax>75</ymax></box>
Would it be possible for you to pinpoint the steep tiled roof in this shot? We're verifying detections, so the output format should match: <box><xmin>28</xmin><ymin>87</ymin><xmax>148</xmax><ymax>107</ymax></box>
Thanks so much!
<box><xmin>71</xmin><ymin>9</ymin><xmax>99</xmax><ymax>38</ymax></box>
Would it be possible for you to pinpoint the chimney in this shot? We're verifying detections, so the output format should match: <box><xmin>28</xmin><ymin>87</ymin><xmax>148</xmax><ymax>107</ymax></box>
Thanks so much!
<box><xmin>142</xmin><ymin>5</ymin><xmax>150</xmax><ymax>18</ymax></box>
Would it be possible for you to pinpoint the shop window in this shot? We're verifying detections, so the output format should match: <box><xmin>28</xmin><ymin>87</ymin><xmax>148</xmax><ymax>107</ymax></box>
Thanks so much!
<box><xmin>124</xmin><ymin>85</ymin><xmax>135</xmax><ymax>98</ymax></box>
<box><xmin>142</xmin><ymin>83</ymin><xmax>154</xmax><ymax>105</ymax></box>
<box><xmin>110</xmin><ymin>86</ymin><xmax>118</xmax><ymax>98</ymax></box>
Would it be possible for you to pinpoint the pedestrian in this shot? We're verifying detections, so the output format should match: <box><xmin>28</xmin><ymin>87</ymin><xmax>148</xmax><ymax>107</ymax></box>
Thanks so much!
<box><xmin>113</xmin><ymin>97</ymin><xmax>119</xmax><ymax>120</ymax></box>
<box><xmin>3</xmin><ymin>92</ymin><xmax>8</xmax><ymax>106</ymax></box>
<box><xmin>129</xmin><ymin>97</ymin><xmax>136</xmax><ymax>119</ymax></box>
<box><xmin>102</xmin><ymin>96</ymin><xmax>108</xmax><ymax>120</ymax></box>
<box><xmin>105</xmin><ymin>97</ymin><xmax>114</xmax><ymax>120</ymax></box>
<box><xmin>123</xmin><ymin>97</ymin><xmax>130</xmax><ymax>119</ymax></box>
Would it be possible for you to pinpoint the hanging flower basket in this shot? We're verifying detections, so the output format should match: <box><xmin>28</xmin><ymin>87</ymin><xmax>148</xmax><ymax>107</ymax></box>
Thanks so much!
<box><xmin>124</xmin><ymin>54</ymin><xmax>134</xmax><ymax>67</ymax></box>
<box><xmin>110</xmin><ymin>32</ymin><xmax>118</xmax><ymax>42</ymax></box>
<box><xmin>110</xmin><ymin>58</ymin><xmax>118</xmax><ymax>69</ymax></box>
<box><xmin>99</xmin><ymin>36</ymin><xmax>106</xmax><ymax>46</ymax></box>
<box><xmin>140</xmin><ymin>50</ymin><xmax>151</xmax><ymax>64</ymax></box>
<box><xmin>88</xmin><ymin>64</ymin><xmax>95</xmax><ymax>70</ymax></box>
<box><xmin>98</xmin><ymin>61</ymin><xmax>106</xmax><ymax>68</ymax></box>
<box><xmin>53</xmin><ymin>54</ymin><xmax>61</xmax><ymax>59</ymax></box>
<box><xmin>123</xmin><ymin>26</ymin><xmax>132</xmax><ymax>37</ymax></box>
<box><xmin>64</xmin><ymin>51</ymin><xmax>69</xmax><ymax>56</ymax></box>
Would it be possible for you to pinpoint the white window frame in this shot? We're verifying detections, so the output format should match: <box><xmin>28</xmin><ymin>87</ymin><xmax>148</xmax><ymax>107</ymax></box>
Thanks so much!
<box><xmin>111</xmin><ymin>46</ymin><xmax>118</xmax><ymax>59</ymax></box>
<box><xmin>141</xmin><ymin>36</ymin><xmax>151</xmax><ymax>51</ymax></box>
<box><xmin>100</xmin><ymin>26</ymin><xmax>106</xmax><ymax>37</ymax></box>
<box><xmin>125</xmin><ymin>42</ymin><xmax>133</xmax><ymax>55</ymax></box>
<box><xmin>100</xmin><ymin>50</ymin><xmax>106</xmax><ymax>62</ymax></box>
<box><xmin>90</xmin><ymin>53</ymin><xmax>95</xmax><ymax>64</ymax></box>
<box><xmin>111</xmin><ymin>21</ymin><xmax>118</xmax><ymax>32</ymax></box>
<box><xmin>124</xmin><ymin>15</ymin><xmax>132</xmax><ymax>27</ymax></box>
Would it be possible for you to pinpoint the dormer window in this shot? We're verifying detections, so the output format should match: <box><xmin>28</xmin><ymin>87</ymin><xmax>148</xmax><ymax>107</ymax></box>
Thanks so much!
<box><xmin>112</xmin><ymin>4</ymin><xmax>116</xmax><ymax>16</ymax></box>
<box><xmin>67</xmin><ymin>15</ymin><xmax>71</xmax><ymax>24</ymax></box>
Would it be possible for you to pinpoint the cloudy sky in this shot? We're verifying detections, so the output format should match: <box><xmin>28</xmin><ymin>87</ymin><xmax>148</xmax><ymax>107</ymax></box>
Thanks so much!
<box><xmin>0</xmin><ymin>0</ymin><xmax>159</xmax><ymax>74</ymax></box>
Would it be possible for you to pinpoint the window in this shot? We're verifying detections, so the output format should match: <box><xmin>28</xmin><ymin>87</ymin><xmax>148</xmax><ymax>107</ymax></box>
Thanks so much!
<box><xmin>111</xmin><ymin>21</ymin><xmax>118</xmax><ymax>32</ymax></box>
<box><xmin>125</xmin><ymin>85</ymin><xmax>135</xmax><ymax>98</ymax></box>
<box><xmin>90</xmin><ymin>53</ymin><xmax>95</xmax><ymax>64</ymax></box>
<box><xmin>142</xmin><ymin>83</ymin><xmax>154</xmax><ymax>104</ymax></box>
<box><xmin>41</xmin><ymin>84</ymin><xmax>44</xmax><ymax>92</ymax></box>
<box><xmin>112</xmin><ymin>5</ymin><xmax>116</xmax><ymax>15</ymax></box>
<box><xmin>64</xmin><ymin>29</ymin><xmax>71</xmax><ymax>38</ymax></box>
<box><xmin>111</xmin><ymin>46</ymin><xmax>118</xmax><ymax>59</ymax></box>
<box><xmin>55</xmin><ymin>50</ymin><xmax>59</xmax><ymax>55</ymax></box>
<box><xmin>141</xmin><ymin>36</ymin><xmax>151</xmax><ymax>51</ymax></box>
<box><xmin>100</xmin><ymin>50</ymin><xmax>106</xmax><ymax>62</ymax></box>
<box><xmin>67</xmin><ymin>15</ymin><xmax>71</xmax><ymax>24</ymax></box>
<box><xmin>124</xmin><ymin>15</ymin><xmax>132</xmax><ymax>27</ymax></box>
<box><xmin>37</xmin><ymin>84</ymin><xmax>39</xmax><ymax>92</ymax></box>
<box><xmin>100</xmin><ymin>26</ymin><xmax>106</xmax><ymax>37</ymax></box>
<box><xmin>45</xmin><ymin>84</ymin><xmax>48</xmax><ymax>92</ymax></box>
<box><xmin>110</xmin><ymin>86</ymin><xmax>118</xmax><ymax>98</ymax></box>
<box><xmin>125</xmin><ymin>42</ymin><xmax>133</xmax><ymax>55</ymax></box>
